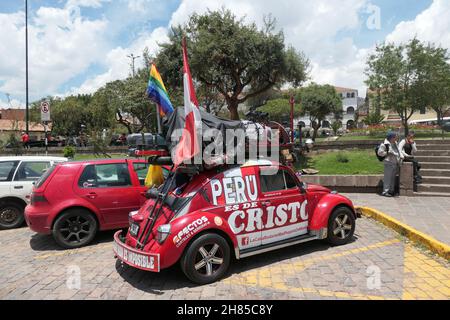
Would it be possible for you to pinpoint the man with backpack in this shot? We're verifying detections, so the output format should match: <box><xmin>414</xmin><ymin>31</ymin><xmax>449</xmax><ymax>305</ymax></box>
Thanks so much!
<box><xmin>377</xmin><ymin>131</ymin><xmax>403</xmax><ymax>197</ymax></box>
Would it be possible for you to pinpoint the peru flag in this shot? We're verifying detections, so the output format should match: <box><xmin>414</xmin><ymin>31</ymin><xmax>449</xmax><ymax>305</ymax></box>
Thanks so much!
<box><xmin>174</xmin><ymin>38</ymin><xmax>202</xmax><ymax>166</ymax></box>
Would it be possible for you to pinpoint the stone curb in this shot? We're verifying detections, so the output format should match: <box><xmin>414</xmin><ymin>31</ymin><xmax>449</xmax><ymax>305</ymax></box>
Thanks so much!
<box><xmin>356</xmin><ymin>206</ymin><xmax>450</xmax><ymax>260</ymax></box>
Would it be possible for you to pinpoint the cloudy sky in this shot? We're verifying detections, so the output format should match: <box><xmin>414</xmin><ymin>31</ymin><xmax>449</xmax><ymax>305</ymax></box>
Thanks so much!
<box><xmin>0</xmin><ymin>0</ymin><xmax>449</xmax><ymax>108</ymax></box>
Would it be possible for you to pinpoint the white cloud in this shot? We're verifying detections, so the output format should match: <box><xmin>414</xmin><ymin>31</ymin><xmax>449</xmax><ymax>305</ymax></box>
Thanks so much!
<box><xmin>0</xmin><ymin>3</ymin><xmax>109</xmax><ymax>103</ymax></box>
<box><xmin>169</xmin><ymin>0</ymin><xmax>370</xmax><ymax>95</ymax></box>
<box><xmin>386</xmin><ymin>0</ymin><xmax>450</xmax><ymax>49</ymax></box>
<box><xmin>3</xmin><ymin>0</ymin><xmax>449</xmax><ymax>106</ymax></box>
<box><xmin>66</xmin><ymin>0</ymin><xmax>110</xmax><ymax>9</ymax></box>
<box><xmin>0</xmin><ymin>96</ymin><xmax>25</xmax><ymax>109</ymax></box>
<box><xmin>73</xmin><ymin>26</ymin><xmax>169</xmax><ymax>94</ymax></box>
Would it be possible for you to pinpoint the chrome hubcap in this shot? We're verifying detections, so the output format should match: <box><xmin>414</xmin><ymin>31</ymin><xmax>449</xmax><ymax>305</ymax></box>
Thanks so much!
<box><xmin>333</xmin><ymin>214</ymin><xmax>352</xmax><ymax>239</ymax></box>
<box><xmin>194</xmin><ymin>244</ymin><xmax>224</xmax><ymax>276</ymax></box>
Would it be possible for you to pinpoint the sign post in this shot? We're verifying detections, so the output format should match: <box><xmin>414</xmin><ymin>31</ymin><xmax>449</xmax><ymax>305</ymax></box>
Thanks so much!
<box><xmin>41</xmin><ymin>101</ymin><xmax>50</xmax><ymax>155</ymax></box>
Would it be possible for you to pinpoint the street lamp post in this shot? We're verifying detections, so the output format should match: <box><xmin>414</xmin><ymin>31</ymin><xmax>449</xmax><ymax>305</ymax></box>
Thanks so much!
<box><xmin>289</xmin><ymin>96</ymin><xmax>295</xmax><ymax>143</ymax></box>
<box><xmin>127</xmin><ymin>53</ymin><xmax>140</xmax><ymax>77</ymax></box>
<box><xmin>25</xmin><ymin>0</ymin><xmax>29</xmax><ymax>134</ymax></box>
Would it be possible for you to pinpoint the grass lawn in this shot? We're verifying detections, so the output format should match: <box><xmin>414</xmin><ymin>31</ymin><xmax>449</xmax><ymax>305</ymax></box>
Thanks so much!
<box><xmin>296</xmin><ymin>150</ymin><xmax>384</xmax><ymax>175</ymax></box>
<box><xmin>334</xmin><ymin>133</ymin><xmax>450</xmax><ymax>141</ymax></box>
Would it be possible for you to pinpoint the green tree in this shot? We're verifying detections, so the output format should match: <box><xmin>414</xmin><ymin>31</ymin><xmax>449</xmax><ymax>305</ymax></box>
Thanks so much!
<box><xmin>156</xmin><ymin>9</ymin><xmax>309</xmax><ymax>120</ymax></box>
<box><xmin>259</xmin><ymin>98</ymin><xmax>301</xmax><ymax>123</ymax></box>
<box><xmin>101</xmin><ymin>69</ymin><xmax>158</xmax><ymax>134</ymax></box>
<box><xmin>365</xmin><ymin>39</ymin><xmax>441</xmax><ymax>135</ymax></box>
<box><xmin>364</xmin><ymin>111</ymin><xmax>385</xmax><ymax>125</ymax></box>
<box><xmin>331</xmin><ymin>120</ymin><xmax>342</xmax><ymax>136</ymax></box>
<box><xmin>300</xmin><ymin>84</ymin><xmax>343</xmax><ymax>140</ymax></box>
<box><xmin>420</xmin><ymin>45</ymin><xmax>450</xmax><ymax>125</ymax></box>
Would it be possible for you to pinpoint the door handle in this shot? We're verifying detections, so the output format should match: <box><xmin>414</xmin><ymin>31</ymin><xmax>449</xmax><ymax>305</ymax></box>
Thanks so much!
<box><xmin>14</xmin><ymin>186</ymin><xmax>24</xmax><ymax>189</ymax></box>
<box><xmin>261</xmin><ymin>200</ymin><xmax>271</xmax><ymax>207</ymax></box>
<box><xmin>86</xmin><ymin>192</ymin><xmax>97</xmax><ymax>199</ymax></box>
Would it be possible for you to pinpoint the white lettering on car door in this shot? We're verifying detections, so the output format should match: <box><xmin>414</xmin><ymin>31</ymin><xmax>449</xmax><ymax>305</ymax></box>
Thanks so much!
<box><xmin>226</xmin><ymin>201</ymin><xmax>309</xmax><ymax>249</ymax></box>
<box><xmin>228</xmin><ymin>210</ymin><xmax>246</xmax><ymax>234</ymax></box>
<box><xmin>245</xmin><ymin>208</ymin><xmax>263</xmax><ymax>232</ymax></box>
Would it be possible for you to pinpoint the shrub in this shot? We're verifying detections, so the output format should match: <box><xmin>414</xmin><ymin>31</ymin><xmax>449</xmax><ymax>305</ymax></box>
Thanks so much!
<box><xmin>7</xmin><ymin>133</ymin><xmax>23</xmax><ymax>156</ymax></box>
<box><xmin>336</xmin><ymin>152</ymin><xmax>349</xmax><ymax>163</ymax></box>
<box><xmin>63</xmin><ymin>146</ymin><xmax>76</xmax><ymax>158</ymax></box>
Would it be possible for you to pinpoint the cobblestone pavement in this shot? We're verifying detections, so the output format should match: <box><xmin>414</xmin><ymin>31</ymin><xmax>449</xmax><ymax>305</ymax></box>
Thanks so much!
<box><xmin>0</xmin><ymin>217</ymin><xmax>449</xmax><ymax>300</ymax></box>
<box><xmin>343</xmin><ymin>193</ymin><xmax>450</xmax><ymax>245</ymax></box>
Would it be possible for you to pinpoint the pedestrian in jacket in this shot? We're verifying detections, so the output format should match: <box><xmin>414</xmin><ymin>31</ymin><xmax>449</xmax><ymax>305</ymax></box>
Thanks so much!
<box><xmin>377</xmin><ymin>132</ymin><xmax>402</xmax><ymax>197</ymax></box>
<box><xmin>398</xmin><ymin>131</ymin><xmax>422</xmax><ymax>184</ymax></box>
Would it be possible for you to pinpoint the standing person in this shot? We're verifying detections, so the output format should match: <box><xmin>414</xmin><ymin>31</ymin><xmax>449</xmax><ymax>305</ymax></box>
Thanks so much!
<box><xmin>21</xmin><ymin>131</ymin><xmax>30</xmax><ymax>149</ymax></box>
<box><xmin>399</xmin><ymin>131</ymin><xmax>422</xmax><ymax>184</ymax></box>
<box><xmin>377</xmin><ymin>131</ymin><xmax>403</xmax><ymax>197</ymax></box>
<box><xmin>119</xmin><ymin>133</ymin><xmax>127</xmax><ymax>145</ymax></box>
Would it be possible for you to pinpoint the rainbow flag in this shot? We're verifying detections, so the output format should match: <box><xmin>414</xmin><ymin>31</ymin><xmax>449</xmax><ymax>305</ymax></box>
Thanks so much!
<box><xmin>146</xmin><ymin>64</ymin><xmax>174</xmax><ymax>117</ymax></box>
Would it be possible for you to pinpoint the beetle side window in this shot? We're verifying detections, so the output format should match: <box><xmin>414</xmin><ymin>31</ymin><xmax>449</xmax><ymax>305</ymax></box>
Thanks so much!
<box><xmin>0</xmin><ymin>161</ymin><xmax>19</xmax><ymax>181</ymax></box>
<box><xmin>14</xmin><ymin>161</ymin><xmax>51</xmax><ymax>181</ymax></box>
<box><xmin>260</xmin><ymin>169</ymin><xmax>298</xmax><ymax>192</ymax></box>
<box><xmin>284</xmin><ymin>171</ymin><xmax>298</xmax><ymax>189</ymax></box>
<box><xmin>78</xmin><ymin>163</ymin><xmax>131</xmax><ymax>188</ymax></box>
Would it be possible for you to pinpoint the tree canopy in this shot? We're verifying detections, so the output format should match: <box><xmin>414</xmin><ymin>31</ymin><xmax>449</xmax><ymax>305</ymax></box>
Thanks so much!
<box><xmin>259</xmin><ymin>98</ymin><xmax>301</xmax><ymax>123</ymax></box>
<box><xmin>156</xmin><ymin>8</ymin><xmax>309</xmax><ymax>120</ymax></box>
<box><xmin>299</xmin><ymin>84</ymin><xmax>343</xmax><ymax>140</ymax></box>
<box><xmin>365</xmin><ymin>38</ymin><xmax>450</xmax><ymax>134</ymax></box>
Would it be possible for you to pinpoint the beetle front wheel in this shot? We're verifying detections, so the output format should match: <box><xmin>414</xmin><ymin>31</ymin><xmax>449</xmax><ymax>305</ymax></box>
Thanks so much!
<box><xmin>327</xmin><ymin>207</ymin><xmax>355</xmax><ymax>246</ymax></box>
<box><xmin>180</xmin><ymin>233</ymin><xmax>230</xmax><ymax>285</ymax></box>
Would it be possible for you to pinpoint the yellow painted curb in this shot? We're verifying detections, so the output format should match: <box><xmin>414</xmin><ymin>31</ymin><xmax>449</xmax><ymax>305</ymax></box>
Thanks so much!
<box><xmin>356</xmin><ymin>206</ymin><xmax>450</xmax><ymax>260</ymax></box>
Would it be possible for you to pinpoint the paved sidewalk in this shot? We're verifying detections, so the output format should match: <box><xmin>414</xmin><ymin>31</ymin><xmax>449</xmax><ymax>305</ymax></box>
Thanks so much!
<box><xmin>1</xmin><ymin>218</ymin><xmax>449</xmax><ymax>300</ymax></box>
<box><xmin>343</xmin><ymin>193</ymin><xmax>450</xmax><ymax>246</ymax></box>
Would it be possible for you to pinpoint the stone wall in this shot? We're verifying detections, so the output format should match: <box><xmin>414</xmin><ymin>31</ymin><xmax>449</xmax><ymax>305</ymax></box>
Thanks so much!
<box><xmin>301</xmin><ymin>174</ymin><xmax>383</xmax><ymax>193</ymax></box>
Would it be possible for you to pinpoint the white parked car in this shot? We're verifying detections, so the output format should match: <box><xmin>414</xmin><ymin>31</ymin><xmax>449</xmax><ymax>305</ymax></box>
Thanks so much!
<box><xmin>0</xmin><ymin>156</ymin><xmax>68</xmax><ymax>229</ymax></box>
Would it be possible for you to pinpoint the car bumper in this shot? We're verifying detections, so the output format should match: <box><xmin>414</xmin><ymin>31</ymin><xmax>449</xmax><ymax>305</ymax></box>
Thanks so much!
<box><xmin>24</xmin><ymin>206</ymin><xmax>51</xmax><ymax>234</ymax></box>
<box><xmin>113</xmin><ymin>230</ymin><xmax>160</xmax><ymax>272</ymax></box>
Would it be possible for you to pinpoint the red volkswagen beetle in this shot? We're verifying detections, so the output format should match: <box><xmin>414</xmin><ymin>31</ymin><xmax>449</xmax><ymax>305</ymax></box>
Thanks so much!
<box><xmin>25</xmin><ymin>159</ymin><xmax>158</xmax><ymax>248</ymax></box>
<box><xmin>114</xmin><ymin>160</ymin><xmax>359</xmax><ymax>284</ymax></box>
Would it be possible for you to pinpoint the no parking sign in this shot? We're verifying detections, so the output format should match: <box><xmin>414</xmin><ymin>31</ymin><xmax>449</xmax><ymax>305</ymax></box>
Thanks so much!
<box><xmin>41</xmin><ymin>101</ymin><xmax>50</xmax><ymax>122</ymax></box>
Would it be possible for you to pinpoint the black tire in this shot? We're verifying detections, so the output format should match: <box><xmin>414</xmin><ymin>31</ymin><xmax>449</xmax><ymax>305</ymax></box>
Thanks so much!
<box><xmin>326</xmin><ymin>207</ymin><xmax>355</xmax><ymax>246</ymax></box>
<box><xmin>52</xmin><ymin>209</ymin><xmax>98</xmax><ymax>249</ymax></box>
<box><xmin>180</xmin><ymin>233</ymin><xmax>230</xmax><ymax>285</ymax></box>
<box><xmin>0</xmin><ymin>202</ymin><xmax>25</xmax><ymax>229</ymax></box>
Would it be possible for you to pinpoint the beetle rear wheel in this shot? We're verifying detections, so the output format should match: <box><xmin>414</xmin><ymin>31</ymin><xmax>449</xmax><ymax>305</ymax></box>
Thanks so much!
<box><xmin>326</xmin><ymin>207</ymin><xmax>355</xmax><ymax>246</ymax></box>
<box><xmin>180</xmin><ymin>233</ymin><xmax>230</xmax><ymax>284</ymax></box>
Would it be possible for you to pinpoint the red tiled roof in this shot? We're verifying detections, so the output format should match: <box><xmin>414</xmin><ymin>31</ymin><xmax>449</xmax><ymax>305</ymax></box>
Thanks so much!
<box><xmin>0</xmin><ymin>120</ymin><xmax>49</xmax><ymax>132</ymax></box>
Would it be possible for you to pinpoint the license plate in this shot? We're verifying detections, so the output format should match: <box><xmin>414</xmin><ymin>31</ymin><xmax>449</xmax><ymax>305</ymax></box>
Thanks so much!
<box><xmin>129</xmin><ymin>223</ymin><xmax>140</xmax><ymax>237</ymax></box>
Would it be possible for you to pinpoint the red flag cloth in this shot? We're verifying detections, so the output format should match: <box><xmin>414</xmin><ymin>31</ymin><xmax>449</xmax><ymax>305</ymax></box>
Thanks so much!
<box><xmin>173</xmin><ymin>38</ymin><xmax>202</xmax><ymax>166</ymax></box>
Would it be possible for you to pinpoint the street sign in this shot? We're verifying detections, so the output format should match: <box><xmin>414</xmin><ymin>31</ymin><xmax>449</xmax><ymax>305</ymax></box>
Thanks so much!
<box><xmin>41</xmin><ymin>101</ymin><xmax>50</xmax><ymax>122</ymax></box>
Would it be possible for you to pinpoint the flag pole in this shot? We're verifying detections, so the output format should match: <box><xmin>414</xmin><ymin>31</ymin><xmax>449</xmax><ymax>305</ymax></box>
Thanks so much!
<box><xmin>156</xmin><ymin>105</ymin><xmax>162</xmax><ymax>134</ymax></box>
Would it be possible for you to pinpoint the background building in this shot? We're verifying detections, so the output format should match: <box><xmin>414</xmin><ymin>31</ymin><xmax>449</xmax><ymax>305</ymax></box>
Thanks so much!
<box><xmin>365</xmin><ymin>90</ymin><xmax>450</xmax><ymax>125</ymax></box>
<box><xmin>295</xmin><ymin>86</ymin><xmax>363</xmax><ymax>131</ymax></box>
<box><xmin>0</xmin><ymin>107</ymin><xmax>47</xmax><ymax>142</ymax></box>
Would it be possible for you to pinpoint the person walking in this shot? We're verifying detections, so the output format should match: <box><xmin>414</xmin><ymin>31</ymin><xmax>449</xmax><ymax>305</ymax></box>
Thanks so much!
<box><xmin>21</xmin><ymin>131</ymin><xmax>30</xmax><ymax>149</ymax></box>
<box><xmin>399</xmin><ymin>131</ymin><xmax>422</xmax><ymax>184</ymax></box>
<box><xmin>377</xmin><ymin>131</ymin><xmax>403</xmax><ymax>197</ymax></box>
